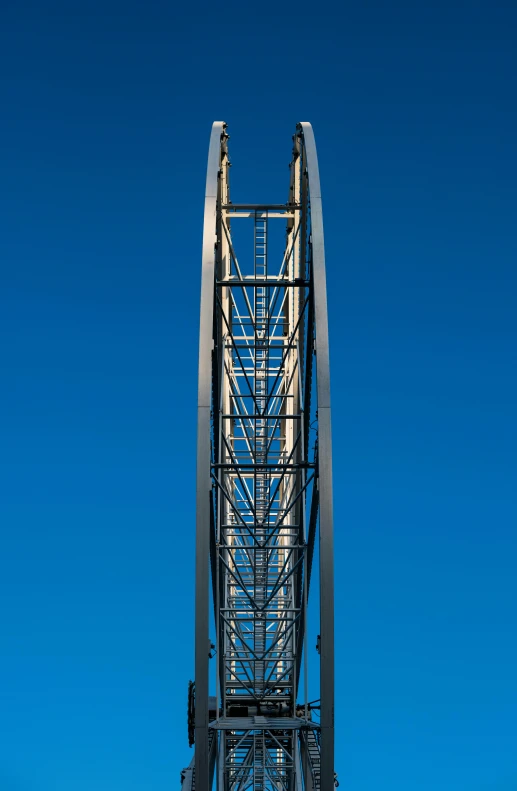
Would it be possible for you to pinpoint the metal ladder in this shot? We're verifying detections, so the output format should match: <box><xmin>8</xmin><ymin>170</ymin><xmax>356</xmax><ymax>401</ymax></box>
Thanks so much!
<box><xmin>253</xmin><ymin>214</ymin><xmax>268</xmax><ymax>700</ymax></box>
<box><xmin>253</xmin><ymin>726</ymin><xmax>266</xmax><ymax>791</ymax></box>
<box><xmin>303</xmin><ymin>730</ymin><xmax>321</xmax><ymax>790</ymax></box>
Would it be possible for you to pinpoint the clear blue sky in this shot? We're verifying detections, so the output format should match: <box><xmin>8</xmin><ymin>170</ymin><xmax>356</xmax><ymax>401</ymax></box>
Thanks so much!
<box><xmin>1</xmin><ymin>1</ymin><xmax>516</xmax><ymax>789</ymax></box>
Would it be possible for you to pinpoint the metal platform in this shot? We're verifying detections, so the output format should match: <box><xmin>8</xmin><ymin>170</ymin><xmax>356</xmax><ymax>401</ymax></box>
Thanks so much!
<box><xmin>209</xmin><ymin>716</ymin><xmax>319</xmax><ymax>731</ymax></box>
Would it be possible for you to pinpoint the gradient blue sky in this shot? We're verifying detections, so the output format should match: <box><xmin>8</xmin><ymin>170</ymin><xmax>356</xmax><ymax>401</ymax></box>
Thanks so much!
<box><xmin>1</xmin><ymin>1</ymin><xmax>516</xmax><ymax>789</ymax></box>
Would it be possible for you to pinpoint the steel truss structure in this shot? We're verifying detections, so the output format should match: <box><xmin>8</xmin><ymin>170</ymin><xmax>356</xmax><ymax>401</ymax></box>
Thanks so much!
<box><xmin>182</xmin><ymin>122</ymin><xmax>334</xmax><ymax>791</ymax></box>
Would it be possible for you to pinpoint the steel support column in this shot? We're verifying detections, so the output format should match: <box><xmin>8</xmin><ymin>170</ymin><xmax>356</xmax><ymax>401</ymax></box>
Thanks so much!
<box><xmin>196</xmin><ymin>121</ymin><xmax>228</xmax><ymax>791</ymax></box>
<box><xmin>298</xmin><ymin>122</ymin><xmax>335</xmax><ymax>790</ymax></box>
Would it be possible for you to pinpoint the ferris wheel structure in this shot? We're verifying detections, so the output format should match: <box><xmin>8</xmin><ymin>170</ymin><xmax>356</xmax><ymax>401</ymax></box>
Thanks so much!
<box><xmin>182</xmin><ymin>122</ymin><xmax>335</xmax><ymax>791</ymax></box>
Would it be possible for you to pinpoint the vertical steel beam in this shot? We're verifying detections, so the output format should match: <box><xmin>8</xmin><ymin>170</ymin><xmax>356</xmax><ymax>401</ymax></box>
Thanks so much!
<box><xmin>196</xmin><ymin>121</ymin><xmax>226</xmax><ymax>791</ymax></box>
<box><xmin>299</xmin><ymin>122</ymin><xmax>335</xmax><ymax>790</ymax></box>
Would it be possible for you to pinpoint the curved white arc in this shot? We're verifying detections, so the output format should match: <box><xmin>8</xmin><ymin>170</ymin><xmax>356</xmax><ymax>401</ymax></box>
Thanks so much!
<box><xmin>298</xmin><ymin>121</ymin><xmax>330</xmax><ymax>409</ymax></box>
<box><xmin>195</xmin><ymin>121</ymin><xmax>226</xmax><ymax>791</ymax></box>
<box><xmin>299</xmin><ymin>121</ymin><xmax>335</xmax><ymax>789</ymax></box>
<box><xmin>198</xmin><ymin>121</ymin><xmax>225</xmax><ymax>407</ymax></box>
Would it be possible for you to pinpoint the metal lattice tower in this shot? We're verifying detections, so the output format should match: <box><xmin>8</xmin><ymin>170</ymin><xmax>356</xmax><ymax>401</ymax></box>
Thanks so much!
<box><xmin>181</xmin><ymin>122</ymin><xmax>334</xmax><ymax>791</ymax></box>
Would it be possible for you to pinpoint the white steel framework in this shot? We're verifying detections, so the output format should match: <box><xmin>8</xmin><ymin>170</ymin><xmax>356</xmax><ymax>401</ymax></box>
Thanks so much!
<box><xmin>183</xmin><ymin>122</ymin><xmax>334</xmax><ymax>791</ymax></box>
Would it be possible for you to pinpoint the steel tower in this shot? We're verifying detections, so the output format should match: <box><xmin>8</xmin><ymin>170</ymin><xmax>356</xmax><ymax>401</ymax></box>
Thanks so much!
<box><xmin>181</xmin><ymin>122</ymin><xmax>334</xmax><ymax>791</ymax></box>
